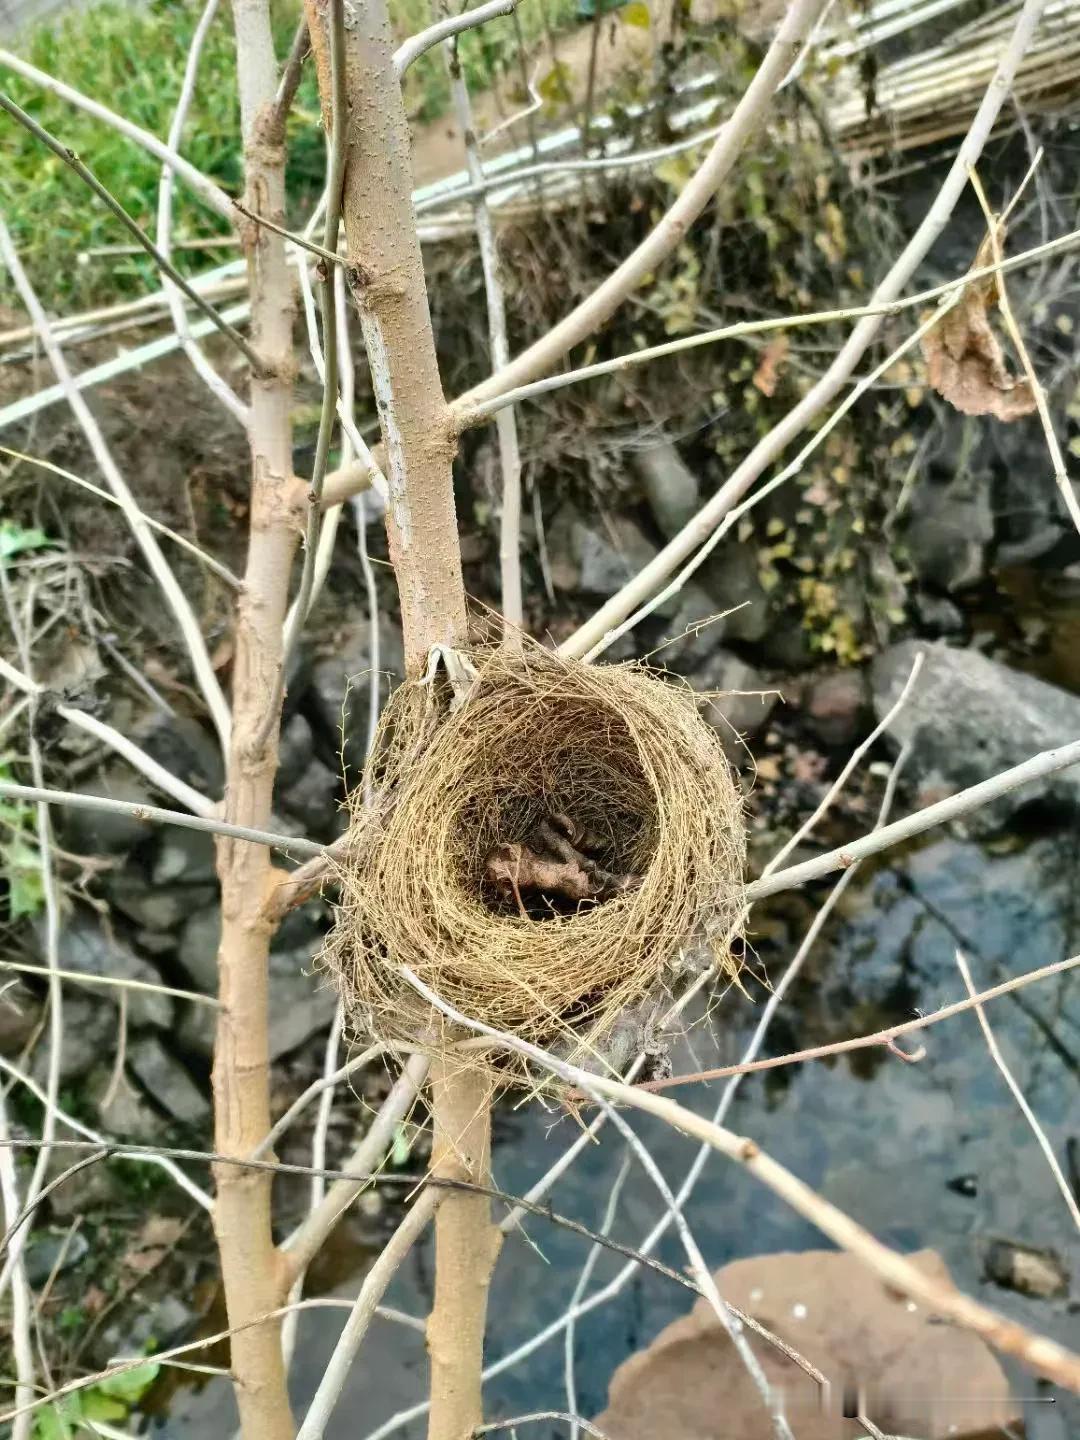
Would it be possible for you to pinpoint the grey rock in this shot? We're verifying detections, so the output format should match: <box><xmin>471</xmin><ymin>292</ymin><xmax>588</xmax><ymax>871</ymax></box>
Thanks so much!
<box><xmin>278</xmin><ymin>711</ymin><xmax>315</xmax><ymax>791</ymax></box>
<box><xmin>984</xmin><ymin>1239</ymin><xmax>1069</xmax><ymax>1299</ymax></box>
<box><xmin>280</xmin><ymin>757</ymin><xmax>342</xmax><ymax>837</ymax></box>
<box><xmin>178</xmin><ymin>908</ymin><xmax>332</xmax><ymax>1061</ymax></box>
<box><xmin>31</xmin><ymin>995</ymin><xmax>115</xmax><ymax>1084</ymax></box>
<box><xmin>651</xmin><ymin>584</ymin><xmax>729</xmax><ymax>670</ymax></box>
<box><xmin>913</xmin><ymin>593</ymin><xmax>964</xmax><ymax>637</ymax></box>
<box><xmin>87</xmin><ymin>1065</ymin><xmax>169</xmax><ymax>1142</ymax></box>
<box><xmin>267</xmin><ymin>949</ymin><xmax>337</xmax><ymax>1061</ymax></box>
<box><xmin>871</xmin><ymin>640</ymin><xmax>1080</xmax><ymax>827</ymax></box>
<box><xmin>632</xmin><ymin>443</ymin><xmax>701</xmax><ymax>539</ymax></box>
<box><xmin>309</xmin><ymin>613</ymin><xmax>404</xmax><ymax>781</ymax></box>
<box><xmin>131</xmin><ymin>710</ymin><xmax>224</xmax><ymax>794</ymax></box>
<box><xmin>578</xmin><ymin>516</ymin><xmax>658</xmax><ymax>599</ymax></box>
<box><xmin>904</xmin><ymin>472</ymin><xmax>993</xmax><ymax>591</ymax></box>
<box><xmin>0</xmin><ymin>981</ymin><xmax>43</xmax><ymax>1057</ymax></box>
<box><xmin>699</xmin><ymin>543</ymin><xmax>770</xmax><ymax>643</ymax></box>
<box><xmin>151</xmin><ymin>827</ymin><xmax>216</xmax><ymax>886</ymax></box>
<box><xmin>104</xmin><ymin>871</ymin><xmax>214</xmax><ymax>937</ymax></box>
<box><xmin>59</xmin><ymin>765</ymin><xmax>156</xmax><ymax>856</ymax></box>
<box><xmin>804</xmin><ymin>669</ymin><xmax>868</xmax><ymax>747</ymax></box>
<box><xmin>129</xmin><ymin>1038</ymin><xmax>209</xmax><ymax>1124</ymax></box>
<box><xmin>176</xmin><ymin>907</ymin><xmax>220</xmax><ymax>993</ymax></box>
<box><xmin>24</xmin><ymin>1229</ymin><xmax>89</xmax><ymax>1287</ymax></box>
<box><xmin>50</xmin><ymin>917</ymin><xmax>172</xmax><ymax>1029</ymax></box>
<box><xmin>996</xmin><ymin>522</ymin><xmax>1064</xmax><ymax>567</ymax></box>
<box><xmin>694</xmin><ymin>649</ymin><xmax>779</xmax><ymax>750</ymax></box>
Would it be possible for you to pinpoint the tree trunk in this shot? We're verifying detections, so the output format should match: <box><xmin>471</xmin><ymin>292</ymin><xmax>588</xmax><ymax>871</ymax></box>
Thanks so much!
<box><xmin>304</xmin><ymin>0</ymin><xmax>466</xmax><ymax>671</ymax></box>
<box><xmin>426</xmin><ymin>1061</ymin><xmax>501</xmax><ymax>1440</ymax></box>
<box><xmin>213</xmin><ymin>1</ymin><xmax>302</xmax><ymax>1434</ymax></box>
<box><xmin>304</xmin><ymin>4</ymin><xmax>499</xmax><ymax>1434</ymax></box>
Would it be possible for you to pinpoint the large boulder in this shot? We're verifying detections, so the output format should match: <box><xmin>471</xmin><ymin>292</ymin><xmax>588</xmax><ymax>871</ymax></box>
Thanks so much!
<box><xmin>872</xmin><ymin>641</ymin><xmax>1080</xmax><ymax>828</ymax></box>
<box><xmin>597</xmin><ymin>1249</ymin><xmax>1020</xmax><ymax>1440</ymax></box>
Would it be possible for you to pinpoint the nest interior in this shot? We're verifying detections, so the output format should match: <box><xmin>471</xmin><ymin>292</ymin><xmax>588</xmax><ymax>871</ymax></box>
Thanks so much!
<box><xmin>321</xmin><ymin>646</ymin><xmax>746</xmax><ymax>1076</ymax></box>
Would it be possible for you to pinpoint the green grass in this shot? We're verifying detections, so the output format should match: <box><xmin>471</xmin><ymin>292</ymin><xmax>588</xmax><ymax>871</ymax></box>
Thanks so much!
<box><xmin>0</xmin><ymin>0</ymin><xmax>577</xmax><ymax>310</ymax></box>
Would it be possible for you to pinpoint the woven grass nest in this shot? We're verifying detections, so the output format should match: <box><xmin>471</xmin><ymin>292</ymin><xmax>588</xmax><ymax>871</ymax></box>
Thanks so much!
<box><xmin>321</xmin><ymin>644</ymin><xmax>745</xmax><ymax>1080</ymax></box>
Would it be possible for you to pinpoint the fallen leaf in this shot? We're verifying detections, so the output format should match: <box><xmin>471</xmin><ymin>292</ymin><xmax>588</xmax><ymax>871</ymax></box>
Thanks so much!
<box><xmin>122</xmin><ymin>1215</ymin><xmax>185</xmax><ymax>1274</ymax></box>
<box><xmin>920</xmin><ymin>233</ymin><xmax>1035</xmax><ymax>421</ymax></box>
<box><xmin>752</xmin><ymin>334</ymin><xmax>789</xmax><ymax>397</ymax></box>
<box><xmin>597</xmin><ymin>1249</ymin><xmax>1021</xmax><ymax>1440</ymax></box>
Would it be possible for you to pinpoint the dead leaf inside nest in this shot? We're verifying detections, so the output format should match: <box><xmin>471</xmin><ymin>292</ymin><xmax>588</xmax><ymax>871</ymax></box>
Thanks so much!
<box><xmin>920</xmin><ymin>234</ymin><xmax>1036</xmax><ymax>421</ymax></box>
<box><xmin>484</xmin><ymin>811</ymin><xmax>638</xmax><ymax>918</ymax></box>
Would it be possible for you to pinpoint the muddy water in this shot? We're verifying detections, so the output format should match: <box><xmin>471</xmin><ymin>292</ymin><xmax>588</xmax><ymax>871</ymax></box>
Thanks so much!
<box><xmin>158</xmin><ymin>823</ymin><xmax>1080</xmax><ymax>1438</ymax></box>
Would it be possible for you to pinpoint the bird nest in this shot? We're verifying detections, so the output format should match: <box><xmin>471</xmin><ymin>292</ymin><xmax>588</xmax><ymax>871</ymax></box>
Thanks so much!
<box><xmin>320</xmin><ymin>645</ymin><xmax>745</xmax><ymax>1082</ymax></box>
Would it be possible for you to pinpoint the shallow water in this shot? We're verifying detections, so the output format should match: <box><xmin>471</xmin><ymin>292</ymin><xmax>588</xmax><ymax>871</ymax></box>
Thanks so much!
<box><xmin>157</xmin><ymin>822</ymin><xmax>1080</xmax><ymax>1438</ymax></box>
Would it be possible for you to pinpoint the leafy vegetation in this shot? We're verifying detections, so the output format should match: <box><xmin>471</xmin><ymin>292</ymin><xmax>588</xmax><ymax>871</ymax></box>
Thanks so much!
<box><xmin>0</xmin><ymin>0</ymin><xmax>577</xmax><ymax>309</ymax></box>
<box><xmin>32</xmin><ymin>1360</ymin><xmax>159</xmax><ymax>1438</ymax></box>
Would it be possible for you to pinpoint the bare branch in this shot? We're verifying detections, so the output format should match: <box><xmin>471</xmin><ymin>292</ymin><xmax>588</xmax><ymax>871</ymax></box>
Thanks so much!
<box><xmin>282</xmin><ymin>1052</ymin><xmax>430</xmax><ymax>1283</ymax></box>
<box><xmin>748</xmin><ymin>733</ymin><xmax>1080</xmax><ymax>900</ymax></box>
<box><xmin>955</xmin><ymin>950</ymin><xmax>1080</xmax><ymax>1231</ymax></box>
<box><xmin>477</xmin><ymin>1415</ymin><xmax>611</xmax><ymax>1440</ymax></box>
<box><xmin>0</xmin><ymin>219</ymin><xmax>232</xmax><ymax>749</ymax></box>
<box><xmin>453</xmin><ymin>0</ymin><xmax>829</xmax><ymax>413</ymax></box>
<box><xmin>968</xmin><ymin>165</ymin><xmax>1080</xmax><ymax>535</ymax></box>
<box><xmin>0</xmin><ymin>656</ymin><xmax>215</xmax><ymax>816</ymax></box>
<box><xmin>295</xmin><ymin>1188</ymin><xmax>439</xmax><ymax>1440</ymax></box>
<box><xmin>0</xmin><ymin>444</ymin><xmax>242</xmax><ymax>589</ymax></box>
<box><xmin>271</xmin><ymin>16</ymin><xmax>311</xmax><ymax>135</ymax></box>
<box><xmin>0</xmin><ymin>93</ymin><xmax>262</xmax><ymax>373</ymax></box>
<box><xmin>446</xmin><ymin>43</ymin><xmax>523</xmax><ymax>635</ymax></box>
<box><xmin>156</xmin><ymin>0</ymin><xmax>249</xmax><ymax>427</ymax></box>
<box><xmin>400</xmin><ymin>967</ymin><xmax>1080</xmax><ymax>1393</ymax></box>
<box><xmin>0</xmin><ymin>48</ymin><xmax>234</xmax><ymax>219</ymax></box>
<box><xmin>556</xmin><ymin>0</ymin><xmax>1053</xmax><ymax>660</ymax></box>
<box><xmin>0</xmin><ymin>957</ymin><xmax>219</xmax><ymax>1007</ymax></box>
<box><xmin>0</xmin><ymin>780</ymin><xmax>323</xmax><ymax>857</ymax></box>
<box><xmin>393</xmin><ymin>0</ymin><xmax>517</xmax><ymax>77</ymax></box>
<box><xmin>0</xmin><ymin>1093</ymin><xmax>34</xmax><ymax>1440</ymax></box>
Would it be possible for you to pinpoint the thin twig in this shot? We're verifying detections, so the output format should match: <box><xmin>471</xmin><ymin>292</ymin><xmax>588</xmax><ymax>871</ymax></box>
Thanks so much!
<box><xmin>0</xmin><ymin>780</ymin><xmax>323</xmax><ymax>858</ymax></box>
<box><xmin>0</xmin><ymin>93</ymin><xmax>263</xmax><ymax>375</ymax></box>
<box><xmin>0</xmin><ymin>959</ymin><xmax>219</xmax><ymax>1007</ymax></box>
<box><xmin>399</xmin><ymin>967</ymin><xmax>1080</xmax><ymax>1393</ymax></box>
<box><xmin>266</xmin><ymin>0</ymin><xmax>348</xmax><ymax>750</ymax></box>
<box><xmin>295</xmin><ymin>1188</ymin><xmax>439</xmax><ymax>1440</ymax></box>
<box><xmin>393</xmin><ymin>0</ymin><xmax>518</xmax><ymax>76</ymax></box>
<box><xmin>0</xmin><ymin>656</ymin><xmax>215</xmax><ymax>816</ymax></box>
<box><xmin>232</xmin><ymin>200</ymin><xmax>343</xmax><ymax>266</ymax></box>
<box><xmin>747</xmin><ymin>733</ymin><xmax>1080</xmax><ymax>900</ymax></box>
<box><xmin>968</xmin><ymin>165</ymin><xmax>1080</xmax><ymax>536</ymax></box>
<box><xmin>636</xmin><ymin>951</ymin><xmax>1080</xmax><ymax>1093</ymax></box>
<box><xmin>271</xmin><ymin>16</ymin><xmax>310</xmax><ymax>133</ymax></box>
<box><xmin>446</xmin><ymin>42</ymin><xmax>523</xmax><ymax>637</ymax></box>
<box><xmin>476</xmin><ymin>1416</ymin><xmax>611</xmax><ymax>1440</ymax></box>
<box><xmin>0</xmin><ymin>218</ymin><xmax>232</xmax><ymax>750</ymax></box>
<box><xmin>156</xmin><ymin>0</ymin><xmax>248</xmax><ymax>427</ymax></box>
<box><xmin>955</xmin><ymin>950</ymin><xmax>1080</xmax><ymax>1231</ymax></box>
<box><xmin>0</xmin><ymin>47</ymin><xmax>234</xmax><ymax>218</ymax></box>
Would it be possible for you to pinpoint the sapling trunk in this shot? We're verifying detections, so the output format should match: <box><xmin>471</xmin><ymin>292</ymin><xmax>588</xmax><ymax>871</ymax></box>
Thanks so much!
<box><xmin>304</xmin><ymin>0</ymin><xmax>499</xmax><ymax>1432</ymax></box>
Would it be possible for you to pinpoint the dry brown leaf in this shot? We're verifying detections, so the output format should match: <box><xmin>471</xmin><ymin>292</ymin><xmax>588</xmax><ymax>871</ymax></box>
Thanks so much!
<box><xmin>122</xmin><ymin>1215</ymin><xmax>185</xmax><ymax>1274</ymax></box>
<box><xmin>752</xmin><ymin>333</ymin><xmax>789</xmax><ymax>397</ymax></box>
<box><xmin>597</xmin><ymin>1249</ymin><xmax>1021</xmax><ymax>1440</ymax></box>
<box><xmin>484</xmin><ymin>811</ymin><xmax>638</xmax><ymax>916</ymax></box>
<box><xmin>920</xmin><ymin>231</ymin><xmax>1035</xmax><ymax>421</ymax></box>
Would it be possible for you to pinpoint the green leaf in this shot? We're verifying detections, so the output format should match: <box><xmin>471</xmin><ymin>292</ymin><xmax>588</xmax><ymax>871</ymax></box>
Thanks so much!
<box><xmin>33</xmin><ymin>1396</ymin><xmax>81</xmax><ymax>1440</ymax></box>
<box><xmin>4</xmin><ymin>841</ymin><xmax>44</xmax><ymax>919</ymax></box>
<box><xmin>0</xmin><ymin>522</ymin><xmax>51</xmax><ymax>559</ymax></box>
<box><xmin>620</xmin><ymin>1</ymin><xmax>651</xmax><ymax>25</ymax></box>
<box><xmin>82</xmin><ymin>1390</ymin><xmax>129</xmax><ymax>1422</ymax></box>
<box><xmin>97</xmin><ymin>1359</ymin><xmax>160</xmax><ymax>1404</ymax></box>
<box><xmin>391</xmin><ymin>1123</ymin><xmax>411</xmax><ymax>1167</ymax></box>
